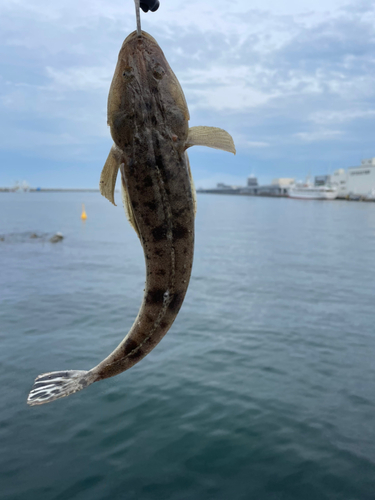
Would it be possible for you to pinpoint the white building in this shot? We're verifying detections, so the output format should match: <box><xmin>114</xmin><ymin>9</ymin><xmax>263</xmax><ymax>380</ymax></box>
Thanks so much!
<box><xmin>271</xmin><ymin>178</ymin><xmax>295</xmax><ymax>187</ymax></box>
<box><xmin>331</xmin><ymin>168</ymin><xmax>348</xmax><ymax>198</ymax></box>
<box><xmin>331</xmin><ymin>159</ymin><xmax>375</xmax><ymax>198</ymax></box>
<box><xmin>347</xmin><ymin>158</ymin><xmax>375</xmax><ymax>196</ymax></box>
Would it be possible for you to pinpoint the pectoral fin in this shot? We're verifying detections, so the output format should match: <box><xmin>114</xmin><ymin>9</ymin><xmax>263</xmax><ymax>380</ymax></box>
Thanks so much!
<box><xmin>186</xmin><ymin>126</ymin><xmax>236</xmax><ymax>154</ymax></box>
<box><xmin>99</xmin><ymin>144</ymin><xmax>123</xmax><ymax>205</ymax></box>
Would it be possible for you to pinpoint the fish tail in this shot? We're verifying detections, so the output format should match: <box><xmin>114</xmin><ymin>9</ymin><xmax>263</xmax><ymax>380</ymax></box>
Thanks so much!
<box><xmin>27</xmin><ymin>370</ymin><xmax>93</xmax><ymax>406</ymax></box>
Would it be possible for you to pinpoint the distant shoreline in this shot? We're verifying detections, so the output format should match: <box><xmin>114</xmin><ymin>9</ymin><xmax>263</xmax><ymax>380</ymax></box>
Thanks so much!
<box><xmin>1</xmin><ymin>188</ymin><xmax>374</xmax><ymax>202</ymax></box>
<box><xmin>0</xmin><ymin>188</ymin><xmax>103</xmax><ymax>192</ymax></box>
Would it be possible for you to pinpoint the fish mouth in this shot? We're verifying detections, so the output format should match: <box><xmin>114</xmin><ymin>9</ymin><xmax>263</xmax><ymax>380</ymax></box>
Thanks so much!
<box><xmin>123</xmin><ymin>30</ymin><xmax>159</xmax><ymax>46</ymax></box>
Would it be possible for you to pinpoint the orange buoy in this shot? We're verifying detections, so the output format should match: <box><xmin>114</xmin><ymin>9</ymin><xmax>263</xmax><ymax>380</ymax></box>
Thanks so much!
<box><xmin>81</xmin><ymin>204</ymin><xmax>87</xmax><ymax>220</ymax></box>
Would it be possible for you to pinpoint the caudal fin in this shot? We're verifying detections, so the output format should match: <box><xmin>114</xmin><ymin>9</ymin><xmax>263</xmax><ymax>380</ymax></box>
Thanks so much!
<box><xmin>27</xmin><ymin>370</ymin><xmax>91</xmax><ymax>406</ymax></box>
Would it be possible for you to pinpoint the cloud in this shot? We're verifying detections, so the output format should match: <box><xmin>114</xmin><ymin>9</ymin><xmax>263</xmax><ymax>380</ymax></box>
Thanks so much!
<box><xmin>45</xmin><ymin>66</ymin><xmax>111</xmax><ymax>91</ymax></box>
<box><xmin>190</xmin><ymin>85</ymin><xmax>273</xmax><ymax>111</ymax></box>
<box><xmin>310</xmin><ymin>109</ymin><xmax>375</xmax><ymax>125</ymax></box>
<box><xmin>245</xmin><ymin>141</ymin><xmax>270</xmax><ymax>148</ymax></box>
<box><xmin>294</xmin><ymin>130</ymin><xmax>344</xmax><ymax>143</ymax></box>
<box><xmin>0</xmin><ymin>128</ymin><xmax>82</xmax><ymax>149</ymax></box>
<box><xmin>234</xmin><ymin>134</ymin><xmax>270</xmax><ymax>149</ymax></box>
<box><xmin>1</xmin><ymin>0</ymin><xmax>375</xmax><ymax>187</ymax></box>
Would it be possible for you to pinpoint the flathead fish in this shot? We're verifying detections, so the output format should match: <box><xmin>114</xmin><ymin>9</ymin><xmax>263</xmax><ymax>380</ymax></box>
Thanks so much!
<box><xmin>27</xmin><ymin>31</ymin><xmax>235</xmax><ymax>406</ymax></box>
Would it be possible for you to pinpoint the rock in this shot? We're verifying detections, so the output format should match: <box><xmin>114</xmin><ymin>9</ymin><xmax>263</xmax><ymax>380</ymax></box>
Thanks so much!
<box><xmin>50</xmin><ymin>232</ymin><xmax>64</xmax><ymax>243</ymax></box>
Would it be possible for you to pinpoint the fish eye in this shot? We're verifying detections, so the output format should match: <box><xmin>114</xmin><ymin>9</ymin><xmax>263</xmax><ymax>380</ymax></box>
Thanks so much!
<box><xmin>122</xmin><ymin>67</ymin><xmax>134</xmax><ymax>81</ymax></box>
<box><xmin>153</xmin><ymin>64</ymin><xmax>165</xmax><ymax>80</ymax></box>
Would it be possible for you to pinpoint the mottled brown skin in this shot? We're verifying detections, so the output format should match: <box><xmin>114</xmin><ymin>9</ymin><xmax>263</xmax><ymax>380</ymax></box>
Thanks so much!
<box><xmin>26</xmin><ymin>30</ymin><xmax>235</xmax><ymax>407</ymax></box>
<box><xmin>89</xmin><ymin>31</ymin><xmax>194</xmax><ymax>381</ymax></box>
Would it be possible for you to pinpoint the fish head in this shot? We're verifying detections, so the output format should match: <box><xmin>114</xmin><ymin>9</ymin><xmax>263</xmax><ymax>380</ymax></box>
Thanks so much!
<box><xmin>108</xmin><ymin>31</ymin><xmax>189</xmax><ymax>151</ymax></box>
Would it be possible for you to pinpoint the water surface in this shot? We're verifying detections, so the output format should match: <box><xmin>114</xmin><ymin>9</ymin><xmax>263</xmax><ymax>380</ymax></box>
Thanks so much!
<box><xmin>1</xmin><ymin>192</ymin><xmax>375</xmax><ymax>500</ymax></box>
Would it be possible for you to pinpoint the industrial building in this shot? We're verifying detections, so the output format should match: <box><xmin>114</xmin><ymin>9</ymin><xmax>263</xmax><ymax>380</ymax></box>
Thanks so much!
<box><xmin>346</xmin><ymin>158</ymin><xmax>375</xmax><ymax>196</ymax></box>
<box><xmin>200</xmin><ymin>182</ymin><xmax>242</xmax><ymax>195</ymax></box>
<box><xmin>331</xmin><ymin>158</ymin><xmax>375</xmax><ymax>198</ymax></box>
<box><xmin>240</xmin><ymin>177</ymin><xmax>293</xmax><ymax>196</ymax></box>
<box><xmin>330</xmin><ymin>169</ymin><xmax>347</xmax><ymax>198</ymax></box>
<box><xmin>198</xmin><ymin>157</ymin><xmax>375</xmax><ymax>200</ymax></box>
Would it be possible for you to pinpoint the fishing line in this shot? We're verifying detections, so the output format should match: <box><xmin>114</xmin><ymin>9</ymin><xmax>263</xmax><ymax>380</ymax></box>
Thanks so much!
<box><xmin>134</xmin><ymin>0</ymin><xmax>160</xmax><ymax>36</ymax></box>
<box><xmin>134</xmin><ymin>0</ymin><xmax>142</xmax><ymax>36</ymax></box>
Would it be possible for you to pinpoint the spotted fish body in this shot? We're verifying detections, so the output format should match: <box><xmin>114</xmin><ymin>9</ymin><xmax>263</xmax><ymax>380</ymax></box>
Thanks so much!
<box><xmin>27</xmin><ymin>31</ymin><xmax>235</xmax><ymax>406</ymax></box>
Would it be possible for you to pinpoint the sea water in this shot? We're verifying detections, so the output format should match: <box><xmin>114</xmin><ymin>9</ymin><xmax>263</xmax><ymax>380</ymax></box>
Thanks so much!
<box><xmin>1</xmin><ymin>192</ymin><xmax>375</xmax><ymax>500</ymax></box>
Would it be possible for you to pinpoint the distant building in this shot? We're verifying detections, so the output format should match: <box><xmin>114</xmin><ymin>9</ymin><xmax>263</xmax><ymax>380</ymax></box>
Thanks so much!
<box><xmin>314</xmin><ymin>175</ymin><xmax>331</xmax><ymax>186</ymax></box>
<box><xmin>197</xmin><ymin>157</ymin><xmax>375</xmax><ymax>200</ymax></box>
<box><xmin>251</xmin><ymin>178</ymin><xmax>295</xmax><ymax>196</ymax></box>
<box><xmin>330</xmin><ymin>159</ymin><xmax>375</xmax><ymax>198</ymax></box>
<box><xmin>257</xmin><ymin>184</ymin><xmax>289</xmax><ymax>196</ymax></box>
<box><xmin>247</xmin><ymin>175</ymin><xmax>258</xmax><ymax>187</ymax></box>
<box><xmin>331</xmin><ymin>169</ymin><xmax>347</xmax><ymax>198</ymax></box>
<box><xmin>346</xmin><ymin>158</ymin><xmax>375</xmax><ymax>196</ymax></box>
<box><xmin>271</xmin><ymin>178</ymin><xmax>295</xmax><ymax>187</ymax></box>
<box><xmin>240</xmin><ymin>176</ymin><xmax>289</xmax><ymax>196</ymax></box>
<box><xmin>241</xmin><ymin>176</ymin><xmax>258</xmax><ymax>195</ymax></box>
<box><xmin>199</xmin><ymin>182</ymin><xmax>241</xmax><ymax>194</ymax></box>
<box><xmin>241</xmin><ymin>175</ymin><xmax>259</xmax><ymax>194</ymax></box>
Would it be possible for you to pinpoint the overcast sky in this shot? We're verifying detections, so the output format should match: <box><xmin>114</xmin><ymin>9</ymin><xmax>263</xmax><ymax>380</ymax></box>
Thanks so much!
<box><xmin>1</xmin><ymin>0</ymin><xmax>374</xmax><ymax>188</ymax></box>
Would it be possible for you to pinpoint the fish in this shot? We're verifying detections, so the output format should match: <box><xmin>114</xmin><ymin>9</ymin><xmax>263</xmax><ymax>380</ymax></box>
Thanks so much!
<box><xmin>27</xmin><ymin>31</ymin><xmax>235</xmax><ymax>406</ymax></box>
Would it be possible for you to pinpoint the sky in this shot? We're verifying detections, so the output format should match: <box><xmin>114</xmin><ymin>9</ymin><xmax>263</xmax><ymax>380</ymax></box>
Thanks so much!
<box><xmin>1</xmin><ymin>0</ymin><xmax>375</xmax><ymax>189</ymax></box>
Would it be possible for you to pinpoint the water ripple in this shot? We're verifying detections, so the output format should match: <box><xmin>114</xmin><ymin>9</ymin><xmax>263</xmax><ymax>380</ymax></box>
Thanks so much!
<box><xmin>1</xmin><ymin>193</ymin><xmax>375</xmax><ymax>500</ymax></box>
